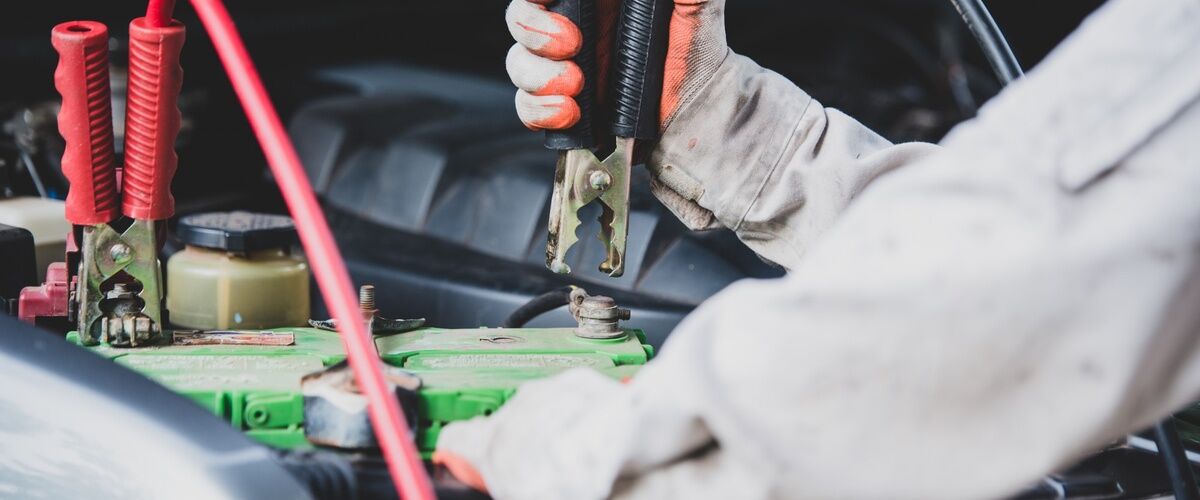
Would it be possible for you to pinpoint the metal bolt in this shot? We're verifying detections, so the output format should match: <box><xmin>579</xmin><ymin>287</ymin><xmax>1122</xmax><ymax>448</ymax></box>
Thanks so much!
<box><xmin>359</xmin><ymin>285</ymin><xmax>376</xmax><ymax>312</ymax></box>
<box><xmin>569</xmin><ymin>288</ymin><xmax>630</xmax><ymax>340</ymax></box>
<box><xmin>106</xmin><ymin>282</ymin><xmax>133</xmax><ymax>299</ymax></box>
<box><xmin>109</xmin><ymin>243</ymin><xmax>132</xmax><ymax>263</ymax></box>
<box><xmin>312</xmin><ymin>285</ymin><xmax>424</xmax><ymax>335</ymax></box>
<box><xmin>589</xmin><ymin>171</ymin><xmax>612</xmax><ymax>191</ymax></box>
<box><xmin>582</xmin><ymin>295</ymin><xmax>616</xmax><ymax>309</ymax></box>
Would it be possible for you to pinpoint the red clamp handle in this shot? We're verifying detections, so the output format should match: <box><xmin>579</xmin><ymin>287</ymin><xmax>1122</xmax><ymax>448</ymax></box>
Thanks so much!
<box><xmin>52</xmin><ymin>21</ymin><xmax>119</xmax><ymax>226</ymax></box>
<box><xmin>122</xmin><ymin>17</ymin><xmax>185</xmax><ymax>221</ymax></box>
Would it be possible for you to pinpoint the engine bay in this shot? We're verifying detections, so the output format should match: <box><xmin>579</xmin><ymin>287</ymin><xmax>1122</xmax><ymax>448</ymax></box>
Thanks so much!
<box><xmin>6</xmin><ymin>1</ymin><xmax>1200</xmax><ymax>499</ymax></box>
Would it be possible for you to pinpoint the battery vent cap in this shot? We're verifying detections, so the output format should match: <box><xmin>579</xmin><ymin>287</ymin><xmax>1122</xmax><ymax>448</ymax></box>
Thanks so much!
<box><xmin>176</xmin><ymin>211</ymin><xmax>297</xmax><ymax>253</ymax></box>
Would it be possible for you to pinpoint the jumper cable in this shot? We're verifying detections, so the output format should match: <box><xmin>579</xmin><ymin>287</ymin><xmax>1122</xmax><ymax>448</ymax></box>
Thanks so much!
<box><xmin>185</xmin><ymin>1</ymin><xmax>435</xmax><ymax>498</ymax></box>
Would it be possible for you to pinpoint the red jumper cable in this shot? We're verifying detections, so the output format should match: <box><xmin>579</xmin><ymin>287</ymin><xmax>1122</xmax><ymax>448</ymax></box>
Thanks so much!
<box><xmin>52</xmin><ymin>18</ymin><xmax>175</xmax><ymax>347</ymax></box>
<box><xmin>183</xmin><ymin>1</ymin><xmax>435</xmax><ymax>498</ymax></box>
<box><xmin>146</xmin><ymin>0</ymin><xmax>177</xmax><ymax>28</ymax></box>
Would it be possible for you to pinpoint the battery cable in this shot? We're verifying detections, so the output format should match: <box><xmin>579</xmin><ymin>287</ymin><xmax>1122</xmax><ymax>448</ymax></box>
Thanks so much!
<box><xmin>182</xmin><ymin>1</ymin><xmax>435</xmax><ymax>498</ymax></box>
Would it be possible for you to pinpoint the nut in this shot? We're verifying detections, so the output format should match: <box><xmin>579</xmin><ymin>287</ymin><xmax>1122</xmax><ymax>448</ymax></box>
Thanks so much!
<box><xmin>568</xmin><ymin>288</ymin><xmax>630</xmax><ymax>339</ymax></box>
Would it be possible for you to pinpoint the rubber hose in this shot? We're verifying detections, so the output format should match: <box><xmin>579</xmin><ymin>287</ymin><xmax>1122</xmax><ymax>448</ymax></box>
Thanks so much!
<box><xmin>1154</xmin><ymin>420</ymin><xmax>1200</xmax><ymax>500</ymax></box>
<box><xmin>502</xmin><ymin>287</ymin><xmax>575</xmax><ymax>328</ymax></box>
<box><xmin>947</xmin><ymin>0</ymin><xmax>1023</xmax><ymax>85</ymax></box>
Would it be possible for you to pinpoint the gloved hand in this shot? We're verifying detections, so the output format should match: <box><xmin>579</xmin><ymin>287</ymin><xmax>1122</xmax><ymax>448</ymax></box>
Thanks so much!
<box><xmin>504</xmin><ymin>0</ymin><xmax>728</xmax><ymax>133</ymax></box>
<box><xmin>507</xmin><ymin>0</ymin><xmax>927</xmax><ymax>269</ymax></box>
<box><xmin>436</xmin><ymin>0</ymin><xmax>953</xmax><ymax>495</ymax></box>
<box><xmin>431</xmin><ymin>450</ymin><xmax>489</xmax><ymax>494</ymax></box>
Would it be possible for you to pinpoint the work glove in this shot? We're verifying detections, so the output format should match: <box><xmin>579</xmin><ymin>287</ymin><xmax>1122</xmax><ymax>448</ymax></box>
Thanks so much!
<box><xmin>430</xmin><ymin>2</ymin><xmax>730</xmax><ymax>493</ymax></box>
<box><xmin>434</xmin><ymin>0</ymin><xmax>940</xmax><ymax>494</ymax></box>
<box><xmin>506</xmin><ymin>0</ymin><xmax>930</xmax><ymax>269</ymax></box>
<box><xmin>505</xmin><ymin>0</ymin><xmax>728</xmax><ymax>135</ymax></box>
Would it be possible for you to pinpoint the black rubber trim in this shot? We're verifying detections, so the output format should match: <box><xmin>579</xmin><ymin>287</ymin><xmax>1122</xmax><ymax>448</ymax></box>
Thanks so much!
<box><xmin>948</xmin><ymin>0</ymin><xmax>1023</xmax><ymax>85</ymax></box>
<box><xmin>1154</xmin><ymin>420</ymin><xmax>1200</xmax><ymax>500</ymax></box>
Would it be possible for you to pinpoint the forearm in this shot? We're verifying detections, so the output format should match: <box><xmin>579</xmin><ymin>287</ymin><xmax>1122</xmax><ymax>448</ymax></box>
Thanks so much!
<box><xmin>442</xmin><ymin>1</ymin><xmax>1200</xmax><ymax>496</ymax></box>
<box><xmin>649</xmin><ymin>53</ymin><xmax>939</xmax><ymax>269</ymax></box>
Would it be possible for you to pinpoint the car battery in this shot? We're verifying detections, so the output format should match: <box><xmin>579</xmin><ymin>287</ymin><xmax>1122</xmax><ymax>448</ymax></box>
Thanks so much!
<box><xmin>71</xmin><ymin>325</ymin><xmax>653</xmax><ymax>456</ymax></box>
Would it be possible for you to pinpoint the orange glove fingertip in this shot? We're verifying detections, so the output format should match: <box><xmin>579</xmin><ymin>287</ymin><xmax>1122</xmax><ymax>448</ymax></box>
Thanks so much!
<box><xmin>527</xmin><ymin>99</ymin><xmax>581</xmax><ymax>131</ymax></box>
<box><xmin>519</xmin><ymin>10</ymin><xmax>582</xmax><ymax>60</ymax></box>
<box><xmin>432</xmin><ymin>450</ymin><xmax>489</xmax><ymax>494</ymax></box>
<box><xmin>532</xmin><ymin>62</ymin><xmax>585</xmax><ymax>97</ymax></box>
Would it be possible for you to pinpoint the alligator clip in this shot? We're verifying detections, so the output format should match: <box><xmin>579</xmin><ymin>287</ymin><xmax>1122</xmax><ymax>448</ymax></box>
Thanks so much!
<box><xmin>543</xmin><ymin>0</ymin><xmax>672</xmax><ymax>278</ymax></box>
<box><xmin>52</xmin><ymin>18</ymin><xmax>184</xmax><ymax>346</ymax></box>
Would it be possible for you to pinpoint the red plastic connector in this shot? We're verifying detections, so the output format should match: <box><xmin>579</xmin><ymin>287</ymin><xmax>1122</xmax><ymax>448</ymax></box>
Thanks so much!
<box><xmin>52</xmin><ymin>21</ymin><xmax>120</xmax><ymax>226</ymax></box>
<box><xmin>122</xmin><ymin>17</ymin><xmax>185</xmax><ymax>221</ymax></box>
<box><xmin>18</xmin><ymin>262</ymin><xmax>70</xmax><ymax>324</ymax></box>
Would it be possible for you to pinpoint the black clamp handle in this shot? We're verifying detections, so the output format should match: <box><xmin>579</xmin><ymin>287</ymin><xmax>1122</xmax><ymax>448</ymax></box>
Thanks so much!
<box><xmin>544</xmin><ymin>0</ymin><xmax>598</xmax><ymax>150</ymax></box>
<box><xmin>544</xmin><ymin>0</ymin><xmax>672</xmax><ymax>149</ymax></box>
<box><xmin>610</xmin><ymin>0</ymin><xmax>672</xmax><ymax>140</ymax></box>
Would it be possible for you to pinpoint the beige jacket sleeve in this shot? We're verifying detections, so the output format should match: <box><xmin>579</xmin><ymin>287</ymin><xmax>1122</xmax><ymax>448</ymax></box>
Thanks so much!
<box><xmin>437</xmin><ymin>0</ymin><xmax>1200</xmax><ymax>498</ymax></box>
<box><xmin>646</xmin><ymin>53</ymin><xmax>938</xmax><ymax>269</ymax></box>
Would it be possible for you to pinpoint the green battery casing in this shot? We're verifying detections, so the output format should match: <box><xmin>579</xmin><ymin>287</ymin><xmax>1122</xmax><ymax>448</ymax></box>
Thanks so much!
<box><xmin>74</xmin><ymin>327</ymin><xmax>653</xmax><ymax>455</ymax></box>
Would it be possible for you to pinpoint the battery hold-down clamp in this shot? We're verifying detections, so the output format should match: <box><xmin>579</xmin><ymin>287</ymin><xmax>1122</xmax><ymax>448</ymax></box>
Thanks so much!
<box><xmin>51</xmin><ymin>16</ymin><xmax>184</xmax><ymax>347</ymax></box>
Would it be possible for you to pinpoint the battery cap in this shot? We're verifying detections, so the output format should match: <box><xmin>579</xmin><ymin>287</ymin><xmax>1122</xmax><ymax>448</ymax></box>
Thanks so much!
<box><xmin>176</xmin><ymin>211</ymin><xmax>298</xmax><ymax>253</ymax></box>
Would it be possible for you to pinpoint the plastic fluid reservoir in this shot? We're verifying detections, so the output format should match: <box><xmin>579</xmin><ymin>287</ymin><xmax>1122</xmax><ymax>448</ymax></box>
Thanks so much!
<box><xmin>167</xmin><ymin>212</ymin><xmax>309</xmax><ymax>330</ymax></box>
<box><xmin>0</xmin><ymin>197</ymin><xmax>70</xmax><ymax>282</ymax></box>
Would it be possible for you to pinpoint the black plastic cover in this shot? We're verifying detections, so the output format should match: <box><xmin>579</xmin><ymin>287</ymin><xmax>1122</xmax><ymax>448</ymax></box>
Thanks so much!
<box><xmin>0</xmin><ymin>223</ymin><xmax>37</xmax><ymax>314</ymax></box>
<box><xmin>177</xmin><ymin>211</ymin><xmax>298</xmax><ymax>253</ymax></box>
<box><xmin>0</xmin><ymin>314</ymin><xmax>314</xmax><ymax>499</ymax></box>
<box><xmin>289</xmin><ymin>64</ymin><xmax>784</xmax><ymax>347</ymax></box>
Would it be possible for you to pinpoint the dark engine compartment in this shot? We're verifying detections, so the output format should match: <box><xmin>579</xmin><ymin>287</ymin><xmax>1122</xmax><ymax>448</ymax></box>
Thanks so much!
<box><xmin>291</xmin><ymin>63</ymin><xmax>783</xmax><ymax>347</ymax></box>
<box><xmin>0</xmin><ymin>0</ymin><xmax>1105</xmax><ymax>346</ymax></box>
<box><xmin>14</xmin><ymin>2</ymin><xmax>1196</xmax><ymax>500</ymax></box>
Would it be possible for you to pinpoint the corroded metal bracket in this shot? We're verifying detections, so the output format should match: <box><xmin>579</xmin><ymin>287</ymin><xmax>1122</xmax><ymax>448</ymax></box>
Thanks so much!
<box><xmin>308</xmin><ymin>285</ymin><xmax>425</xmax><ymax>336</ymax></box>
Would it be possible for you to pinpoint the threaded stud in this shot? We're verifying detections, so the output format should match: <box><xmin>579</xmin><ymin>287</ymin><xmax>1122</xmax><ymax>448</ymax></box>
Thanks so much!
<box><xmin>359</xmin><ymin>285</ymin><xmax>376</xmax><ymax>311</ymax></box>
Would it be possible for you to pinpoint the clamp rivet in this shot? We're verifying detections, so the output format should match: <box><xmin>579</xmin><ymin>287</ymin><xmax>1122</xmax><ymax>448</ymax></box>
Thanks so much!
<box><xmin>109</xmin><ymin>243</ymin><xmax>132</xmax><ymax>263</ymax></box>
<box><xmin>589</xmin><ymin>171</ymin><xmax>612</xmax><ymax>191</ymax></box>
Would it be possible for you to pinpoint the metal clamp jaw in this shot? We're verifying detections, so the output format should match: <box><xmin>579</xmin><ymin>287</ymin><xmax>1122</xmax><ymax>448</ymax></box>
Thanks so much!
<box><xmin>543</xmin><ymin>0</ymin><xmax>672</xmax><ymax>279</ymax></box>
<box><xmin>546</xmin><ymin>138</ymin><xmax>634</xmax><ymax>277</ymax></box>
<box><xmin>78</xmin><ymin>220</ymin><xmax>163</xmax><ymax>347</ymax></box>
